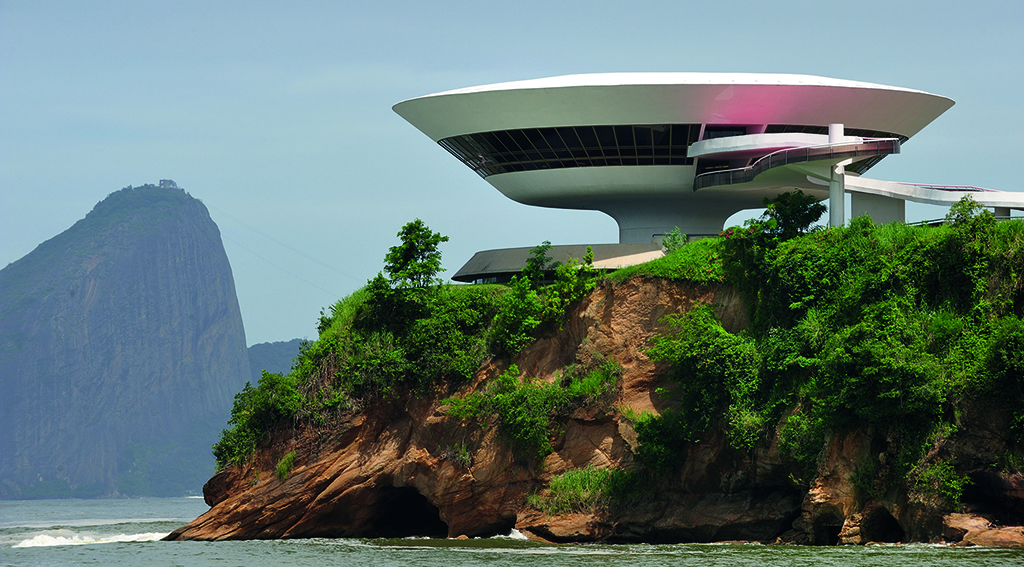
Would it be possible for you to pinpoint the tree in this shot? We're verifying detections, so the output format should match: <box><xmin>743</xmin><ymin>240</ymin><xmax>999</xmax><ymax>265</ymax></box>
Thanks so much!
<box><xmin>760</xmin><ymin>190</ymin><xmax>827</xmax><ymax>241</ymax></box>
<box><xmin>383</xmin><ymin>219</ymin><xmax>449</xmax><ymax>289</ymax></box>
<box><xmin>662</xmin><ymin>227</ymin><xmax>688</xmax><ymax>254</ymax></box>
<box><xmin>522</xmin><ymin>240</ymin><xmax>560</xmax><ymax>287</ymax></box>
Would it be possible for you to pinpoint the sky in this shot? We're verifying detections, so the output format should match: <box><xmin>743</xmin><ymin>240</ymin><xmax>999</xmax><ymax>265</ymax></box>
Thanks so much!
<box><xmin>2</xmin><ymin>0</ymin><xmax>1022</xmax><ymax>346</ymax></box>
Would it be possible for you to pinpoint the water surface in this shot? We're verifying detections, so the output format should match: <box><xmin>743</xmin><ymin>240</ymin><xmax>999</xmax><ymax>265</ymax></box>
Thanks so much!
<box><xmin>2</xmin><ymin>498</ymin><xmax>1021</xmax><ymax>567</ymax></box>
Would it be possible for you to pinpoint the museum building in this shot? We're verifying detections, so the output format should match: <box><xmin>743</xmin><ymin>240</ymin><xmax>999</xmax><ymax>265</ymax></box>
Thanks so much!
<box><xmin>393</xmin><ymin>73</ymin><xmax>1024</xmax><ymax>282</ymax></box>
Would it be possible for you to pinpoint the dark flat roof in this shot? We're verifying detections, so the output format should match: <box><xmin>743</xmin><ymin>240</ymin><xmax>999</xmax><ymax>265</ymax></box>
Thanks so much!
<box><xmin>451</xmin><ymin>243</ymin><xmax>662</xmax><ymax>283</ymax></box>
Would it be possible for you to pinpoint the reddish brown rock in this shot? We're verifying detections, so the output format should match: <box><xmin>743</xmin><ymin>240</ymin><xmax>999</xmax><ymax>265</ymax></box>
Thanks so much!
<box><xmin>944</xmin><ymin>513</ymin><xmax>1024</xmax><ymax>547</ymax></box>
<box><xmin>165</xmin><ymin>277</ymin><xmax>1024</xmax><ymax>546</ymax></box>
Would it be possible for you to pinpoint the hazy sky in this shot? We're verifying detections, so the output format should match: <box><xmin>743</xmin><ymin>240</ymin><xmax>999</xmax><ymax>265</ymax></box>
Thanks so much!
<box><xmin>2</xmin><ymin>0</ymin><xmax>1022</xmax><ymax>345</ymax></box>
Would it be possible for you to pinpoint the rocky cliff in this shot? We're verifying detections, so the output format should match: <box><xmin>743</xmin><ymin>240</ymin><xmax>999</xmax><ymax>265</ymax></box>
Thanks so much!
<box><xmin>167</xmin><ymin>277</ymin><xmax>1024</xmax><ymax>545</ymax></box>
<box><xmin>0</xmin><ymin>185</ymin><xmax>251</xmax><ymax>498</ymax></box>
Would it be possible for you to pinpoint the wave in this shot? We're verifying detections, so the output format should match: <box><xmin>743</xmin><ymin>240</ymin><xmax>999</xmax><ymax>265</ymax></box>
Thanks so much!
<box><xmin>12</xmin><ymin>531</ymin><xmax>167</xmax><ymax>548</ymax></box>
<box><xmin>491</xmin><ymin>529</ymin><xmax>529</xmax><ymax>541</ymax></box>
<box><xmin>1</xmin><ymin>517</ymin><xmax>178</xmax><ymax>530</ymax></box>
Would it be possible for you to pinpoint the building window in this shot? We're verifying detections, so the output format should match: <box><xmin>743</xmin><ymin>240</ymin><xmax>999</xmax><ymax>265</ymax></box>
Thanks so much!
<box><xmin>439</xmin><ymin>124</ymin><xmax>701</xmax><ymax>178</ymax></box>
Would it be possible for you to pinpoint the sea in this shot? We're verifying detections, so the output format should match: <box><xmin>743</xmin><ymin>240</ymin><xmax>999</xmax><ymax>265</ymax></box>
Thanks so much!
<box><xmin>2</xmin><ymin>497</ymin><xmax>1023</xmax><ymax>567</ymax></box>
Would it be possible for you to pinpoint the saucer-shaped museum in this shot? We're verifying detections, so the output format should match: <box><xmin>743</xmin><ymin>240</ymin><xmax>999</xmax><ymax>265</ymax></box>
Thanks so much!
<box><xmin>394</xmin><ymin>73</ymin><xmax>1024</xmax><ymax>282</ymax></box>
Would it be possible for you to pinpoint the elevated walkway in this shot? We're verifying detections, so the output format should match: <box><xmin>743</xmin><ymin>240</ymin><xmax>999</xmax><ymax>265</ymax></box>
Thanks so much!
<box><xmin>693</xmin><ymin>138</ymin><xmax>1024</xmax><ymax>221</ymax></box>
<box><xmin>693</xmin><ymin>139</ymin><xmax>901</xmax><ymax>192</ymax></box>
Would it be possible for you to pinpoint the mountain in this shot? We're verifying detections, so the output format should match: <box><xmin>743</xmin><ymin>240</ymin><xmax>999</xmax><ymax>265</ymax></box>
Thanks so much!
<box><xmin>0</xmin><ymin>184</ymin><xmax>251</xmax><ymax>498</ymax></box>
<box><xmin>247</xmin><ymin>339</ymin><xmax>303</xmax><ymax>383</ymax></box>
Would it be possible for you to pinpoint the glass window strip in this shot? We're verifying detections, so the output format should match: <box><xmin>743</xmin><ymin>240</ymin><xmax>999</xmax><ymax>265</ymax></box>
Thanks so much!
<box><xmin>440</xmin><ymin>123</ymin><xmax>909</xmax><ymax>178</ymax></box>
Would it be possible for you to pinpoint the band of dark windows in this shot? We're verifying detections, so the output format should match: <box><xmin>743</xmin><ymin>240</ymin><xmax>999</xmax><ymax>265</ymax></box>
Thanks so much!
<box><xmin>439</xmin><ymin>125</ymin><xmax>701</xmax><ymax>178</ymax></box>
<box><xmin>440</xmin><ymin>124</ymin><xmax>907</xmax><ymax>179</ymax></box>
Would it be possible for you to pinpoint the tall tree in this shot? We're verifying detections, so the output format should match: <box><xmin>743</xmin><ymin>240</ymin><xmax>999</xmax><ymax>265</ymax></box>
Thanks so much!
<box><xmin>384</xmin><ymin>219</ymin><xmax>449</xmax><ymax>289</ymax></box>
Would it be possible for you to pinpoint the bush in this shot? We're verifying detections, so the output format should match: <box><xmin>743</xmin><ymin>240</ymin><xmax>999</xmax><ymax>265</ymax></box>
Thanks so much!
<box><xmin>213</xmin><ymin>371</ymin><xmax>301</xmax><ymax>469</ymax></box>
<box><xmin>528</xmin><ymin>466</ymin><xmax>651</xmax><ymax>515</ymax></box>
<box><xmin>609</xmin><ymin>237</ymin><xmax>725</xmax><ymax>284</ymax></box>
<box><xmin>914</xmin><ymin>460</ymin><xmax>972</xmax><ymax>503</ymax></box>
<box><xmin>444</xmin><ymin>362</ymin><xmax>619</xmax><ymax>460</ymax></box>
<box><xmin>275</xmin><ymin>451</ymin><xmax>296</xmax><ymax>482</ymax></box>
<box><xmin>489</xmin><ymin>276</ymin><xmax>543</xmax><ymax>356</ymax></box>
<box><xmin>645</xmin><ymin>306</ymin><xmax>761</xmax><ymax>448</ymax></box>
<box><xmin>661</xmin><ymin>227</ymin><xmax>688</xmax><ymax>254</ymax></box>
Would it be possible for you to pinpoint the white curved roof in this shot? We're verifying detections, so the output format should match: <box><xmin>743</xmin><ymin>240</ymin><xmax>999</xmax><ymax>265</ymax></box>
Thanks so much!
<box><xmin>418</xmin><ymin>72</ymin><xmax>933</xmax><ymax>97</ymax></box>
<box><xmin>393</xmin><ymin>72</ymin><xmax>954</xmax><ymax>141</ymax></box>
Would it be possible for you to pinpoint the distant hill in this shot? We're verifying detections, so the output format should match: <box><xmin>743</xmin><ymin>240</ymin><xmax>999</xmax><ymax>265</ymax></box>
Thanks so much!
<box><xmin>247</xmin><ymin>339</ymin><xmax>303</xmax><ymax>382</ymax></box>
<box><xmin>0</xmin><ymin>184</ymin><xmax>251</xmax><ymax>498</ymax></box>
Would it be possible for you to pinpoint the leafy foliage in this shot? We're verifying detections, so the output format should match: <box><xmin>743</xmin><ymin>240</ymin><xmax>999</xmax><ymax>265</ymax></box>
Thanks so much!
<box><xmin>445</xmin><ymin>362</ymin><xmax>620</xmax><ymax>460</ymax></box>
<box><xmin>625</xmin><ymin>194</ymin><xmax>1024</xmax><ymax>489</ymax></box>
<box><xmin>914</xmin><ymin>460</ymin><xmax>973</xmax><ymax>503</ymax></box>
<box><xmin>383</xmin><ymin>218</ymin><xmax>449</xmax><ymax>289</ymax></box>
<box><xmin>645</xmin><ymin>306</ymin><xmax>761</xmax><ymax>446</ymax></box>
<box><xmin>522</xmin><ymin>240</ymin><xmax>560</xmax><ymax>286</ymax></box>
<box><xmin>527</xmin><ymin>466</ymin><xmax>651</xmax><ymax>515</ymax></box>
<box><xmin>275</xmin><ymin>451</ymin><xmax>297</xmax><ymax>482</ymax></box>
<box><xmin>488</xmin><ymin>276</ymin><xmax>543</xmax><ymax>357</ymax></box>
<box><xmin>213</xmin><ymin>371</ymin><xmax>302</xmax><ymax>469</ymax></box>
<box><xmin>661</xmin><ymin>227</ymin><xmax>688</xmax><ymax>254</ymax></box>
<box><xmin>490</xmin><ymin>246</ymin><xmax>598</xmax><ymax>356</ymax></box>
<box><xmin>608</xmin><ymin>237</ymin><xmax>725</xmax><ymax>284</ymax></box>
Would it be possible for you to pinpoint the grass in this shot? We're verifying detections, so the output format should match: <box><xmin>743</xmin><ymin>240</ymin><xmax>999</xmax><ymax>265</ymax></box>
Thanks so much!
<box><xmin>528</xmin><ymin>466</ymin><xmax>652</xmax><ymax>515</ymax></box>
<box><xmin>607</xmin><ymin>237</ymin><xmax>725</xmax><ymax>284</ymax></box>
<box><xmin>275</xmin><ymin>450</ymin><xmax>297</xmax><ymax>482</ymax></box>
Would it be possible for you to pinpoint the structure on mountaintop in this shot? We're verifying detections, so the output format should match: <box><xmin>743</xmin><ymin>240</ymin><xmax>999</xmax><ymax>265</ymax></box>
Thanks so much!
<box><xmin>394</xmin><ymin>73</ymin><xmax>1024</xmax><ymax>282</ymax></box>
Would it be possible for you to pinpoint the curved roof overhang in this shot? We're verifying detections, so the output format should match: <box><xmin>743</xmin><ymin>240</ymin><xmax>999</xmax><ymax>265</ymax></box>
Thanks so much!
<box><xmin>393</xmin><ymin>73</ymin><xmax>955</xmax><ymax>142</ymax></box>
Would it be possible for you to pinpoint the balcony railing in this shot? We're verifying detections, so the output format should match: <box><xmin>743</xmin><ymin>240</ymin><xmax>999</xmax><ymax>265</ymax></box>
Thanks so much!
<box><xmin>692</xmin><ymin>139</ymin><xmax>901</xmax><ymax>191</ymax></box>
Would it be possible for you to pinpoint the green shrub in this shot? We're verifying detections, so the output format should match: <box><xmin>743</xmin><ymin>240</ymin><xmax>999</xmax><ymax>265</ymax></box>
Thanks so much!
<box><xmin>645</xmin><ymin>306</ymin><xmax>761</xmax><ymax>449</ymax></box>
<box><xmin>444</xmin><ymin>362</ymin><xmax>619</xmax><ymax>460</ymax></box>
<box><xmin>528</xmin><ymin>466</ymin><xmax>650</xmax><ymax>515</ymax></box>
<box><xmin>661</xmin><ymin>227</ymin><xmax>688</xmax><ymax>254</ymax></box>
<box><xmin>213</xmin><ymin>371</ymin><xmax>301</xmax><ymax>470</ymax></box>
<box><xmin>489</xmin><ymin>276</ymin><xmax>543</xmax><ymax>356</ymax></box>
<box><xmin>275</xmin><ymin>451</ymin><xmax>296</xmax><ymax>482</ymax></box>
<box><xmin>914</xmin><ymin>460</ymin><xmax>972</xmax><ymax>503</ymax></box>
<box><xmin>608</xmin><ymin>237</ymin><xmax>725</xmax><ymax>284</ymax></box>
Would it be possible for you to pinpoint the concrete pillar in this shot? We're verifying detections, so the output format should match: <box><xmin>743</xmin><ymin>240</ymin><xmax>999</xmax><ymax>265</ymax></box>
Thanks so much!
<box><xmin>828</xmin><ymin>123</ymin><xmax>844</xmax><ymax>144</ymax></box>
<box><xmin>852</xmin><ymin>192</ymin><xmax>905</xmax><ymax>224</ymax></box>
<box><xmin>829</xmin><ymin>164</ymin><xmax>845</xmax><ymax>227</ymax></box>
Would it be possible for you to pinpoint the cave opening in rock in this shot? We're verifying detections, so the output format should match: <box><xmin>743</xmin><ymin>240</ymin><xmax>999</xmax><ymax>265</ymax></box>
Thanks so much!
<box><xmin>367</xmin><ymin>487</ymin><xmax>449</xmax><ymax>538</ymax></box>
<box><xmin>860</xmin><ymin>506</ymin><xmax>904</xmax><ymax>543</ymax></box>
<box><xmin>813</xmin><ymin>513</ymin><xmax>844</xmax><ymax>546</ymax></box>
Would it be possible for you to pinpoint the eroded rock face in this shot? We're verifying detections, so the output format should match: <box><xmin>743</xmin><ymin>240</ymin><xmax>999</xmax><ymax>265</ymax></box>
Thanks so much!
<box><xmin>168</xmin><ymin>278</ymin><xmax>804</xmax><ymax>542</ymax></box>
<box><xmin>166</xmin><ymin>277</ymin><xmax>1024</xmax><ymax>545</ymax></box>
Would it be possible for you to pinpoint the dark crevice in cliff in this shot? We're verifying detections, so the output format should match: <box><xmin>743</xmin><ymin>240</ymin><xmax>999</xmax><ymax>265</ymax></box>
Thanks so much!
<box><xmin>367</xmin><ymin>487</ymin><xmax>448</xmax><ymax>538</ymax></box>
<box><xmin>962</xmin><ymin>471</ymin><xmax>1024</xmax><ymax>525</ymax></box>
<box><xmin>813</xmin><ymin>510</ymin><xmax>844</xmax><ymax>546</ymax></box>
<box><xmin>860</xmin><ymin>507</ymin><xmax>904</xmax><ymax>543</ymax></box>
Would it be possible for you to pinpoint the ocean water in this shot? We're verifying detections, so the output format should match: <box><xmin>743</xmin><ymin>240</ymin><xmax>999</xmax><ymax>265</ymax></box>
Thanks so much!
<box><xmin>2</xmin><ymin>498</ymin><xmax>1023</xmax><ymax>567</ymax></box>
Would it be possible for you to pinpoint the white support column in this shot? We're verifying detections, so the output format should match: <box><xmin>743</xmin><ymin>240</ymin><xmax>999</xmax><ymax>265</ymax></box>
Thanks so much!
<box><xmin>828</xmin><ymin>124</ymin><xmax>846</xmax><ymax>227</ymax></box>
<box><xmin>830</xmin><ymin>164</ymin><xmax>845</xmax><ymax>227</ymax></box>
<box><xmin>828</xmin><ymin>123</ymin><xmax>844</xmax><ymax>144</ymax></box>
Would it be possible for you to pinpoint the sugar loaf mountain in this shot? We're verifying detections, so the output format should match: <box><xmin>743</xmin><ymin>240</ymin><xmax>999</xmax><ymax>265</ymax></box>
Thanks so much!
<box><xmin>0</xmin><ymin>184</ymin><xmax>251</xmax><ymax>498</ymax></box>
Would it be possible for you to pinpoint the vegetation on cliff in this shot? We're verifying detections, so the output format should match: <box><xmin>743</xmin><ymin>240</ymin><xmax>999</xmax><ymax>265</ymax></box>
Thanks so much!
<box><xmin>213</xmin><ymin>195</ymin><xmax>1024</xmax><ymax>520</ymax></box>
<box><xmin>626</xmin><ymin>195</ymin><xmax>1024</xmax><ymax>507</ymax></box>
<box><xmin>213</xmin><ymin>219</ymin><xmax>602</xmax><ymax>468</ymax></box>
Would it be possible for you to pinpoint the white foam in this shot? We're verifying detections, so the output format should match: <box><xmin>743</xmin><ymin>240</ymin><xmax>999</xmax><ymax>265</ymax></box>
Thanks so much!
<box><xmin>489</xmin><ymin>529</ymin><xmax>529</xmax><ymax>541</ymax></box>
<box><xmin>12</xmin><ymin>532</ymin><xmax>167</xmax><ymax>547</ymax></box>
